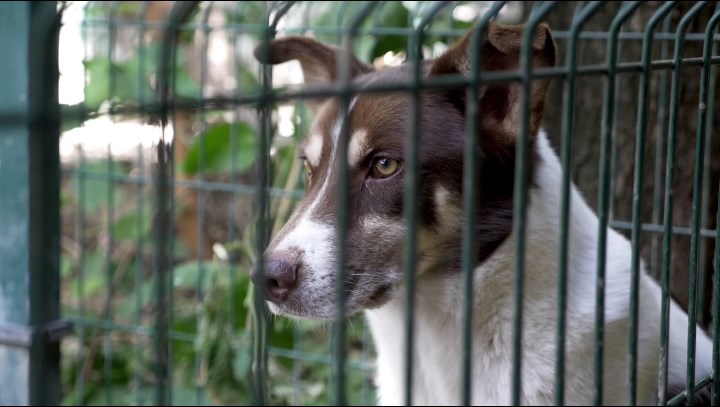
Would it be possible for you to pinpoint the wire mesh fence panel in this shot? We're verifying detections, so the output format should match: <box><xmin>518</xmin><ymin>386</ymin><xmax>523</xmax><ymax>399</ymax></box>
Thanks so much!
<box><xmin>0</xmin><ymin>0</ymin><xmax>717</xmax><ymax>406</ymax></box>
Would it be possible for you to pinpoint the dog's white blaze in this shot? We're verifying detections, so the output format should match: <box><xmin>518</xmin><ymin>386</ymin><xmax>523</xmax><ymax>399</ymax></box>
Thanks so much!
<box><xmin>274</xmin><ymin>217</ymin><xmax>334</xmax><ymax>275</ymax></box>
<box><xmin>331</xmin><ymin>96</ymin><xmax>359</xmax><ymax>150</ymax></box>
<box><xmin>278</xmin><ymin>97</ymin><xmax>361</xmax><ymax>277</ymax></box>
<box><xmin>308</xmin><ymin>97</ymin><xmax>359</xmax><ymax>213</ymax></box>
<box><xmin>348</xmin><ymin>129</ymin><xmax>369</xmax><ymax>167</ymax></box>
<box><xmin>304</xmin><ymin>133</ymin><xmax>323</xmax><ymax>167</ymax></box>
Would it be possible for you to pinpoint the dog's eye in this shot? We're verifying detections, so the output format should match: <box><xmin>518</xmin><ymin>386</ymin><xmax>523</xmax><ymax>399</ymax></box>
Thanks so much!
<box><xmin>372</xmin><ymin>157</ymin><xmax>400</xmax><ymax>178</ymax></box>
<box><xmin>304</xmin><ymin>160</ymin><xmax>313</xmax><ymax>178</ymax></box>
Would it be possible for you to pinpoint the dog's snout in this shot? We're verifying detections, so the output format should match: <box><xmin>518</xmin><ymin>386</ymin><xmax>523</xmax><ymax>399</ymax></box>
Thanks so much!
<box><xmin>250</xmin><ymin>259</ymin><xmax>298</xmax><ymax>303</ymax></box>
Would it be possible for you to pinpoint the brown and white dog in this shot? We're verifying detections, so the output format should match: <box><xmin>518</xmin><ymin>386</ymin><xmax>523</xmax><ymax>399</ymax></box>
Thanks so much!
<box><xmin>250</xmin><ymin>23</ymin><xmax>713</xmax><ymax>405</ymax></box>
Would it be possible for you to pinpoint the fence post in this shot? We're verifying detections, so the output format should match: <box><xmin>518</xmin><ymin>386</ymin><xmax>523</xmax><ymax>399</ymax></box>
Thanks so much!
<box><xmin>0</xmin><ymin>1</ymin><xmax>67</xmax><ymax>405</ymax></box>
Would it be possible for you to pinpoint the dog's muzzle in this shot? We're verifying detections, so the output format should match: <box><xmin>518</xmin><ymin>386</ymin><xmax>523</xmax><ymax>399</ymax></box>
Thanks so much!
<box><xmin>250</xmin><ymin>259</ymin><xmax>298</xmax><ymax>304</ymax></box>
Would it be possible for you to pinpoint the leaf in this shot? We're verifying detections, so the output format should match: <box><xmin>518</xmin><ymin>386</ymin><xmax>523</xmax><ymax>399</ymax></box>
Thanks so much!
<box><xmin>81</xmin><ymin>44</ymin><xmax>199</xmax><ymax>113</ymax></box>
<box><xmin>69</xmin><ymin>251</ymin><xmax>107</xmax><ymax>300</ymax></box>
<box><xmin>232</xmin><ymin>348</ymin><xmax>253</xmax><ymax>378</ymax></box>
<box><xmin>237</xmin><ymin>64</ymin><xmax>260</xmax><ymax>91</ymax></box>
<box><xmin>82</xmin><ymin>58</ymin><xmax>112</xmax><ymax>111</ymax></box>
<box><xmin>61</xmin><ymin>257</ymin><xmax>74</xmax><ymax>278</ymax></box>
<box><xmin>71</xmin><ymin>159</ymin><xmax>128</xmax><ymax>213</ymax></box>
<box><xmin>225</xmin><ymin>1</ymin><xmax>267</xmax><ymax>26</ymax></box>
<box><xmin>172</xmin><ymin>261</ymin><xmax>230</xmax><ymax>291</ymax></box>
<box><xmin>181</xmin><ymin>121</ymin><xmax>259</xmax><ymax>175</ymax></box>
<box><xmin>112</xmin><ymin>210</ymin><xmax>152</xmax><ymax>240</ymax></box>
<box><xmin>176</xmin><ymin>71</ymin><xmax>199</xmax><ymax>97</ymax></box>
<box><xmin>311</xmin><ymin>1</ymin><xmax>410</xmax><ymax>63</ymax></box>
<box><xmin>269</xmin><ymin>319</ymin><xmax>295</xmax><ymax>351</ymax></box>
<box><xmin>367</xmin><ymin>1</ymin><xmax>411</xmax><ymax>60</ymax></box>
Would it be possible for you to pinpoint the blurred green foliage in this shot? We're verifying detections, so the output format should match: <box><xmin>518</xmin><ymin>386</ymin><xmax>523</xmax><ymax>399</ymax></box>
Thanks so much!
<box><xmin>59</xmin><ymin>1</ymin><xmax>475</xmax><ymax>405</ymax></box>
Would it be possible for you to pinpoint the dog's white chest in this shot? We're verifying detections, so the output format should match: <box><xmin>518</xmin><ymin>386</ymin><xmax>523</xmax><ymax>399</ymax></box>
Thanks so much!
<box><xmin>364</xmin><ymin>294</ymin><xmax>543</xmax><ymax>406</ymax></box>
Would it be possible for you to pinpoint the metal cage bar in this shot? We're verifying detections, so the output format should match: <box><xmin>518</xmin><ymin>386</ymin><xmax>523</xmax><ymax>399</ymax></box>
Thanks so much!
<box><xmin>511</xmin><ymin>3</ymin><xmax>558</xmax><ymax>404</ymax></box>
<box><xmin>630</xmin><ymin>3</ymin><xmax>679</xmax><ymax>405</ymax></box>
<box><xmin>556</xmin><ymin>4</ymin><xmax>604</xmax><ymax>405</ymax></box>
<box><xmin>0</xmin><ymin>1</ymin><xmax>64</xmax><ymax>405</ymax></box>
<box><xmin>334</xmin><ymin>4</ymin><xmax>379</xmax><ymax>405</ymax></box>
<box><xmin>685</xmin><ymin>5</ymin><xmax>720</xmax><ymax>405</ymax></box>
<box><xmin>658</xmin><ymin>2</ymin><xmax>710</xmax><ymax>405</ymax></box>
<box><xmin>403</xmin><ymin>5</ymin><xmax>457</xmax><ymax>405</ymax></box>
<box><xmin>461</xmin><ymin>5</ymin><xmax>508</xmax><ymax>405</ymax></box>
<box><xmin>593</xmin><ymin>4</ymin><xmax>643</xmax><ymax>405</ymax></box>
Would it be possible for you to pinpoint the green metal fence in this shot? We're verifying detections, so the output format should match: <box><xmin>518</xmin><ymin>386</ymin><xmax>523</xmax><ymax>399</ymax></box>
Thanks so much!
<box><xmin>0</xmin><ymin>2</ymin><xmax>65</xmax><ymax>406</ymax></box>
<box><xmin>0</xmin><ymin>1</ymin><xmax>719</xmax><ymax>406</ymax></box>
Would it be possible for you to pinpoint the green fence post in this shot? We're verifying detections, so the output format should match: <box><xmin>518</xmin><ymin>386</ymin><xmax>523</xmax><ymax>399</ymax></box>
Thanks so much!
<box><xmin>0</xmin><ymin>1</ymin><xmax>67</xmax><ymax>406</ymax></box>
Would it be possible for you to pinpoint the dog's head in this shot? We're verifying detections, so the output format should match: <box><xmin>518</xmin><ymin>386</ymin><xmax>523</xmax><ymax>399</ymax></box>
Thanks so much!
<box><xmin>251</xmin><ymin>22</ymin><xmax>556</xmax><ymax>319</ymax></box>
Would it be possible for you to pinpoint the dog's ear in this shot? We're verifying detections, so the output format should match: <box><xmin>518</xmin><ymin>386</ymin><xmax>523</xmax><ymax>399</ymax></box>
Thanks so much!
<box><xmin>254</xmin><ymin>36</ymin><xmax>374</xmax><ymax>109</ymax></box>
<box><xmin>430</xmin><ymin>22</ymin><xmax>556</xmax><ymax>144</ymax></box>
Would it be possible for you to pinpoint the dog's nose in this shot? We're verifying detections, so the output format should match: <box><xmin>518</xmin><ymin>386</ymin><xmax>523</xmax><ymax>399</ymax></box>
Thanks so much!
<box><xmin>250</xmin><ymin>259</ymin><xmax>298</xmax><ymax>303</ymax></box>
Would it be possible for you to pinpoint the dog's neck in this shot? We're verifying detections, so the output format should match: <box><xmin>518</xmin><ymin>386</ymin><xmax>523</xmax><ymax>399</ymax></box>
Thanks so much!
<box><xmin>364</xmin><ymin>130</ymin><xmax>616</xmax><ymax>405</ymax></box>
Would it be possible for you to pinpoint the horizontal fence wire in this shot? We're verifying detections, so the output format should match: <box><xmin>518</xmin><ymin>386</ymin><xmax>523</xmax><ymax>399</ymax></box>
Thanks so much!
<box><xmin>72</xmin><ymin>17</ymin><xmax>720</xmax><ymax>43</ymax></box>
<box><xmin>47</xmin><ymin>54</ymin><xmax>720</xmax><ymax>119</ymax></box>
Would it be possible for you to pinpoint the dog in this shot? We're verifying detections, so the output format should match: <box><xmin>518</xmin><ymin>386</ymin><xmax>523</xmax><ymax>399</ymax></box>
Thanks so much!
<box><xmin>250</xmin><ymin>22</ymin><xmax>713</xmax><ymax>405</ymax></box>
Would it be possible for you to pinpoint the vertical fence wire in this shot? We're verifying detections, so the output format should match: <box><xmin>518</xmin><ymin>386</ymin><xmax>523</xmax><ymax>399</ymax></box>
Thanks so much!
<box><xmin>195</xmin><ymin>4</ymin><xmax>214</xmax><ymax>404</ymax></box>
<box><xmin>253</xmin><ymin>4</ymin><xmax>295</xmax><ymax>403</ymax></box>
<box><xmin>556</xmin><ymin>4</ymin><xmax>605</xmax><ymax>405</ymax></box>
<box><xmin>330</xmin><ymin>2</ymin><xmax>354</xmax><ymax>397</ymax></box>
<box><xmin>630</xmin><ymin>3</ymin><xmax>679</xmax><ymax>406</ymax></box>
<box><xmin>696</xmin><ymin>2</ymin><xmax>720</xmax><ymax>337</ymax></box>
<box><xmin>650</xmin><ymin>15</ymin><xmax>672</xmax><ymax>282</ymax></box>
<box><xmin>104</xmin><ymin>3</ymin><xmax>119</xmax><ymax>404</ymax></box>
<box><xmin>73</xmin><ymin>4</ymin><xmax>92</xmax><ymax>403</ymax></box>
<box><xmin>291</xmin><ymin>2</ymin><xmax>306</xmax><ymax>401</ymax></box>
<box><xmin>135</xmin><ymin>3</ymin><xmax>150</xmax><ymax>404</ymax></box>
<box><xmin>710</xmin><ymin>11</ymin><xmax>720</xmax><ymax>407</ymax></box>
<box><xmin>157</xmin><ymin>3</ymin><xmax>204</xmax><ymax>404</ymax></box>
<box><xmin>402</xmin><ymin>4</ymin><xmax>453</xmax><ymax>405</ymax></box>
<box><xmin>593</xmin><ymin>3</ymin><xmax>642</xmax><ymax>405</ymax></box>
<box><xmin>608</xmin><ymin>10</ymin><xmax>625</xmax><ymax>222</ymax></box>
<box><xmin>685</xmin><ymin>7</ymin><xmax>720</xmax><ymax>405</ymax></box>
<box><xmin>229</xmin><ymin>3</ymin><xmax>243</xmax><ymax>403</ymax></box>
<box><xmin>74</xmin><ymin>144</ymin><xmax>87</xmax><ymax>406</ymax></box>
<box><xmin>335</xmin><ymin>7</ymin><xmax>381</xmax><ymax>405</ymax></box>
<box><xmin>714</xmin><ymin>176</ymin><xmax>720</xmax><ymax>406</ymax></box>
<box><xmin>461</xmin><ymin>5</ymin><xmax>507</xmax><ymax>405</ymax></box>
<box><xmin>658</xmin><ymin>2</ymin><xmax>710</xmax><ymax>405</ymax></box>
<box><xmin>512</xmin><ymin>3</ymin><xmax>558</xmax><ymax>404</ymax></box>
<box><xmin>166</xmin><ymin>12</ymin><xmax>183</xmax><ymax>405</ymax></box>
